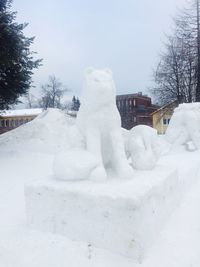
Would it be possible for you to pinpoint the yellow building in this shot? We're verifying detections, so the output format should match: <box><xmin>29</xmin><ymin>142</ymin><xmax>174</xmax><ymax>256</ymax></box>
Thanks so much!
<box><xmin>0</xmin><ymin>108</ymin><xmax>42</xmax><ymax>134</ymax></box>
<box><xmin>151</xmin><ymin>101</ymin><xmax>178</xmax><ymax>134</ymax></box>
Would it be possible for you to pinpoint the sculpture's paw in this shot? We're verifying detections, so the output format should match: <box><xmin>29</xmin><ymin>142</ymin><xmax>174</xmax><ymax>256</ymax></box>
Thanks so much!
<box><xmin>117</xmin><ymin>163</ymin><xmax>134</xmax><ymax>179</ymax></box>
<box><xmin>90</xmin><ymin>165</ymin><xmax>107</xmax><ymax>182</ymax></box>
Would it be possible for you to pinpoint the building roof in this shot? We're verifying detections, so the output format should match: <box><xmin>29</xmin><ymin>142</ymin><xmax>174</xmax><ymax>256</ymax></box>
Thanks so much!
<box><xmin>116</xmin><ymin>93</ymin><xmax>151</xmax><ymax>100</ymax></box>
<box><xmin>151</xmin><ymin>100</ymin><xmax>178</xmax><ymax>115</ymax></box>
<box><xmin>0</xmin><ymin>108</ymin><xmax>43</xmax><ymax>118</ymax></box>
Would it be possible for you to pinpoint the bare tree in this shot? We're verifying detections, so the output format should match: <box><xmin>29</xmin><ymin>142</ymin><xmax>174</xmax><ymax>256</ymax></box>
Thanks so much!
<box><xmin>39</xmin><ymin>75</ymin><xmax>67</xmax><ymax>109</ymax></box>
<box><xmin>152</xmin><ymin>37</ymin><xmax>186</xmax><ymax>104</ymax></box>
<box><xmin>25</xmin><ymin>92</ymin><xmax>39</xmax><ymax>108</ymax></box>
<box><xmin>151</xmin><ymin>0</ymin><xmax>200</xmax><ymax>104</ymax></box>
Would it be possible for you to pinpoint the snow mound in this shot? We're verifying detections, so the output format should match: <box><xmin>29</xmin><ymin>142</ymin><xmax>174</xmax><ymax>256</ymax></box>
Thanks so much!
<box><xmin>166</xmin><ymin>103</ymin><xmax>200</xmax><ymax>150</ymax></box>
<box><xmin>0</xmin><ymin>109</ymin><xmax>77</xmax><ymax>153</ymax></box>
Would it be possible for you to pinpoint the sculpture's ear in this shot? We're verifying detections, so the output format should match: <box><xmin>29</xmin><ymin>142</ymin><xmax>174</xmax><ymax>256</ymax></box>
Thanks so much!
<box><xmin>85</xmin><ymin>67</ymin><xmax>94</xmax><ymax>75</ymax></box>
<box><xmin>104</xmin><ymin>68</ymin><xmax>113</xmax><ymax>76</ymax></box>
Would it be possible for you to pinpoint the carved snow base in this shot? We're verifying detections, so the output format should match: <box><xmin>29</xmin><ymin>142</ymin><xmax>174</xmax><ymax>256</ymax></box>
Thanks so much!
<box><xmin>25</xmin><ymin>166</ymin><xmax>180</xmax><ymax>262</ymax></box>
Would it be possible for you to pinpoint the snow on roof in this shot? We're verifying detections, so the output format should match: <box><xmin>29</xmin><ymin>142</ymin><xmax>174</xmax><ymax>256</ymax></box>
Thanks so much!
<box><xmin>151</xmin><ymin>100</ymin><xmax>178</xmax><ymax>115</ymax></box>
<box><xmin>0</xmin><ymin>108</ymin><xmax>43</xmax><ymax>118</ymax></box>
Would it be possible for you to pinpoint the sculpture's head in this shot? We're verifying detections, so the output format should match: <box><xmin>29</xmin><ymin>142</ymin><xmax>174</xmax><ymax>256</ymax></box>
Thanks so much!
<box><xmin>83</xmin><ymin>67</ymin><xmax>116</xmax><ymax>106</ymax></box>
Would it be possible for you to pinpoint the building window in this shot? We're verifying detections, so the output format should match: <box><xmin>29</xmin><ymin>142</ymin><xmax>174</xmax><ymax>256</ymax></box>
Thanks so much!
<box><xmin>5</xmin><ymin>120</ymin><xmax>9</xmax><ymax>127</ymax></box>
<box><xmin>138</xmin><ymin>105</ymin><xmax>145</xmax><ymax>112</ymax></box>
<box><xmin>163</xmin><ymin>118</ymin><xmax>170</xmax><ymax>125</ymax></box>
<box><xmin>163</xmin><ymin>118</ymin><xmax>167</xmax><ymax>125</ymax></box>
<box><xmin>134</xmin><ymin>116</ymin><xmax>137</xmax><ymax>123</ymax></box>
<box><xmin>133</xmin><ymin>99</ymin><xmax>136</xmax><ymax>106</ymax></box>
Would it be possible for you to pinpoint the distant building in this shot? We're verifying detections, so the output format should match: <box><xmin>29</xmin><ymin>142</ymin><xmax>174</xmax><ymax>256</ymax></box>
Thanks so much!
<box><xmin>0</xmin><ymin>109</ymin><xmax>42</xmax><ymax>134</ymax></box>
<box><xmin>151</xmin><ymin>100</ymin><xmax>178</xmax><ymax>134</ymax></box>
<box><xmin>116</xmin><ymin>92</ymin><xmax>159</xmax><ymax>129</ymax></box>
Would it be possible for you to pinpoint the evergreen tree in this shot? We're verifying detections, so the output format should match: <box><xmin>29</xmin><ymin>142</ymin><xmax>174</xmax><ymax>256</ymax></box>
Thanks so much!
<box><xmin>0</xmin><ymin>0</ymin><xmax>42</xmax><ymax>109</ymax></box>
<box><xmin>76</xmin><ymin>97</ymin><xmax>81</xmax><ymax>111</ymax></box>
<box><xmin>71</xmin><ymin>96</ymin><xmax>80</xmax><ymax>111</ymax></box>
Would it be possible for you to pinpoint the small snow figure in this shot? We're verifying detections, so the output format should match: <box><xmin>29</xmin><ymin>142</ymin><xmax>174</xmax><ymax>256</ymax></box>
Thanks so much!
<box><xmin>125</xmin><ymin>125</ymin><xmax>160</xmax><ymax>170</ymax></box>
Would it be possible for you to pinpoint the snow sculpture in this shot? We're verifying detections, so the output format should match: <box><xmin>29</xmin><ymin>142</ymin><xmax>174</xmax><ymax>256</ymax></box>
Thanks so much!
<box><xmin>63</xmin><ymin>67</ymin><xmax>133</xmax><ymax>181</ymax></box>
<box><xmin>125</xmin><ymin>125</ymin><xmax>160</xmax><ymax>170</ymax></box>
<box><xmin>166</xmin><ymin>103</ymin><xmax>200</xmax><ymax>150</ymax></box>
<box><xmin>53</xmin><ymin>68</ymin><xmax>134</xmax><ymax>181</ymax></box>
<box><xmin>54</xmin><ymin>68</ymin><xmax>134</xmax><ymax>181</ymax></box>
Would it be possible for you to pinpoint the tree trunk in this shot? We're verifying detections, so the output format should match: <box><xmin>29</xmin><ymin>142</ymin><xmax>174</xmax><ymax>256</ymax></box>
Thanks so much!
<box><xmin>196</xmin><ymin>0</ymin><xmax>200</xmax><ymax>101</ymax></box>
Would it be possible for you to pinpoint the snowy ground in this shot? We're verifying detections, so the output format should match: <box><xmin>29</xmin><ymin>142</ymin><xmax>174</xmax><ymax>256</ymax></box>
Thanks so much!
<box><xmin>0</xmin><ymin>110</ymin><xmax>200</xmax><ymax>266</ymax></box>
<box><xmin>0</xmin><ymin>149</ymin><xmax>200</xmax><ymax>266</ymax></box>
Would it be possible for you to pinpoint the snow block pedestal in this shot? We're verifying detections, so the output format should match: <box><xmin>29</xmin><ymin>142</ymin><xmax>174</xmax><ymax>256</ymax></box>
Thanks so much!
<box><xmin>25</xmin><ymin>167</ymin><xmax>179</xmax><ymax>261</ymax></box>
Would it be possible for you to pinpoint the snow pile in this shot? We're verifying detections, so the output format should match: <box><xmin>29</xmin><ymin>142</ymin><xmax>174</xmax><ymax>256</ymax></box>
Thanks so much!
<box><xmin>125</xmin><ymin>125</ymin><xmax>163</xmax><ymax>170</ymax></box>
<box><xmin>54</xmin><ymin>68</ymin><xmax>134</xmax><ymax>181</ymax></box>
<box><xmin>0</xmin><ymin>109</ymin><xmax>77</xmax><ymax>153</ymax></box>
<box><xmin>166</xmin><ymin>103</ymin><xmax>200</xmax><ymax>150</ymax></box>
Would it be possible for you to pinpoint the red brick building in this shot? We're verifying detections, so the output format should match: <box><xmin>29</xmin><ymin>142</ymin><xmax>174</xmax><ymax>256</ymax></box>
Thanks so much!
<box><xmin>116</xmin><ymin>93</ymin><xmax>159</xmax><ymax>130</ymax></box>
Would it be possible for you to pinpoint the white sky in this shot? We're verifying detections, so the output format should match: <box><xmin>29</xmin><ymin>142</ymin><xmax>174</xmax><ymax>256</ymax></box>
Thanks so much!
<box><xmin>12</xmin><ymin>0</ymin><xmax>187</xmax><ymax>97</ymax></box>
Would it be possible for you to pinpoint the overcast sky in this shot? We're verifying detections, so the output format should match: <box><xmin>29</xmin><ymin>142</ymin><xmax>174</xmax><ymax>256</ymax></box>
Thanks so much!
<box><xmin>12</xmin><ymin>0</ymin><xmax>187</xmax><ymax>97</ymax></box>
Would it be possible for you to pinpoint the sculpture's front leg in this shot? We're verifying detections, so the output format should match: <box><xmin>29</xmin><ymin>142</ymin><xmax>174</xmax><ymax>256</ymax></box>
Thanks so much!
<box><xmin>85</xmin><ymin>127</ymin><xmax>107</xmax><ymax>181</ymax></box>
